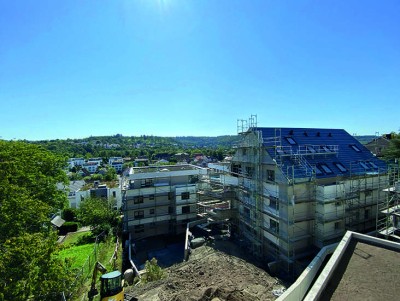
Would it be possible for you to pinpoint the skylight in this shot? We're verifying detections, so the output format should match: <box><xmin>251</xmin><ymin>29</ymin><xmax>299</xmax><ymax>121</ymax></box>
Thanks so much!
<box><xmin>359</xmin><ymin>161</ymin><xmax>369</xmax><ymax>169</ymax></box>
<box><xmin>314</xmin><ymin>166</ymin><xmax>323</xmax><ymax>175</ymax></box>
<box><xmin>276</xmin><ymin>147</ymin><xmax>285</xmax><ymax>155</ymax></box>
<box><xmin>334</xmin><ymin>163</ymin><xmax>347</xmax><ymax>173</ymax></box>
<box><xmin>286</xmin><ymin>137</ymin><xmax>297</xmax><ymax>145</ymax></box>
<box><xmin>322</xmin><ymin>146</ymin><xmax>331</xmax><ymax>152</ymax></box>
<box><xmin>350</xmin><ymin>144</ymin><xmax>361</xmax><ymax>152</ymax></box>
<box><xmin>320</xmin><ymin>164</ymin><xmax>333</xmax><ymax>174</ymax></box>
<box><xmin>369</xmin><ymin>162</ymin><xmax>378</xmax><ymax>169</ymax></box>
<box><xmin>307</xmin><ymin>146</ymin><xmax>316</xmax><ymax>153</ymax></box>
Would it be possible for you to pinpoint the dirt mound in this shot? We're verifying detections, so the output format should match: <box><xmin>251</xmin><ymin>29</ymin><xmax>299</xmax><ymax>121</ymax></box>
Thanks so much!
<box><xmin>128</xmin><ymin>241</ymin><xmax>285</xmax><ymax>301</ymax></box>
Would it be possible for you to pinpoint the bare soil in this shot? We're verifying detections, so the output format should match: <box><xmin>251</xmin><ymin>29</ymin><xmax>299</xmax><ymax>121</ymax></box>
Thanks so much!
<box><xmin>127</xmin><ymin>240</ymin><xmax>285</xmax><ymax>301</ymax></box>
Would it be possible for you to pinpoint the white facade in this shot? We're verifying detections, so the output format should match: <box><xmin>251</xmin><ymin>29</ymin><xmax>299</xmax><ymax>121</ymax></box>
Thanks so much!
<box><xmin>82</xmin><ymin>162</ymin><xmax>98</xmax><ymax>173</ymax></box>
<box><xmin>67</xmin><ymin>158</ymin><xmax>85</xmax><ymax>168</ymax></box>
<box><xmin>123</xmin><ymin>165</ymin><xmax>207</xmax><ymax>240</ymax></box>
<box><xmin>109</xmin><ymin>157</ymin><xmax>123</xmax><ymax>164</ymax></box>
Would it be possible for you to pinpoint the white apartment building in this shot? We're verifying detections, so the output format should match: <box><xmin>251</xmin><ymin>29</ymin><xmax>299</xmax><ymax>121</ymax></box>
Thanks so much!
<box><xmin>122</xmin><ymin>164</ymin><xmax>207</xmax><ymax>240</ymax></box>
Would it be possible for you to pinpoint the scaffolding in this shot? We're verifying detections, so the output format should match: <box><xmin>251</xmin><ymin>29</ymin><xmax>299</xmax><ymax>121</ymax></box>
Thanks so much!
<box><xmin>233</xmin><ymin>124</ymin><xmax>318</xmax><ymax>278</ymax></box>
<box><xmin>376</xmin><ymin>163</ymin><xmax>400</xmax><ymax>239</ymax></box>
<box><xmin>231</xmin><ymin>122</ymin><xmax>391</xmax><ymax>279</ymax></box>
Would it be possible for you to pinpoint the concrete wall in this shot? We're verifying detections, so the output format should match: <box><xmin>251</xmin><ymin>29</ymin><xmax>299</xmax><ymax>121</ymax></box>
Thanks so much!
<box><xmin>277</xmin><ymin>243</ymin><xmax>338</xmax><ymax>301</ymax></box>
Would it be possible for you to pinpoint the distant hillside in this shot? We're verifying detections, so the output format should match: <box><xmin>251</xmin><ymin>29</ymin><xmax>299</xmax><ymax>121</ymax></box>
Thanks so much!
<box><xmin>354</xmin><ymin>135</ymin><xmax>376</xmax><ymax>145</ymax></box>
<box><xmin>175</xmin><ymin>135</ymin><xmax>240</xmax><ymax>148</ymax></box>
<box><xmin>29</xmin><ymin>134</ymin><xmax>239</xmax><ymax>159</ymax></box>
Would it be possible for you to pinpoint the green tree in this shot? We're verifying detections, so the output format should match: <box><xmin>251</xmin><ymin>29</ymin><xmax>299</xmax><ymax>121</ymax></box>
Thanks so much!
<box><xmin>0</xmin><ymin>141</ymin><xmax>72</xmax><ymax>301</ymax></box>
<box><xmin>383</xmin><ymin>132</ymin><xmax>400</xmax><ymax>160</ymax></box>
<box><xmin>78</xmin><ymin>197</ymin><xmax>119</xmax><ymax>236</ymax></box>
<box><xmin>104</xmin><ymin>167</ymin><xmax>117</xmax><ymax>181</ymax></box>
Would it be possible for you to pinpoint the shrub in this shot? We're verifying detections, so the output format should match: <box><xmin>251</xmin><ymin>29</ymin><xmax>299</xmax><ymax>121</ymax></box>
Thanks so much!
<box><xmin>59</xmin><ymin>222</ymin><xmax>79</xmax><ymax>235</ymax></box>
<box><xmin>142</xmin><ymin>258</ymin><xmax>164</xmax><ymax>283</ymax></box>
<box><xmin>63</xmin><ymin>208</ymin><xmax>77</xmax><ymax>222</ymax></box>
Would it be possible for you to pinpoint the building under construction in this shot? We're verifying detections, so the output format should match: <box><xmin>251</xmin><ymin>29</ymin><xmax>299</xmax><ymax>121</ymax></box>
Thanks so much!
<box><xmin>121</xmin><ymin>117</ymin><xmax>395</xmax><ymax>280</ymax></box>
<box><xmin>227</xmin><ymin>116</ymin><xmax>388</xmax><ymax>277</ymax></box>
<box><xmin>122</xmin><ymin>165</ymin><xmax>208</xmax><ymax>240</ymax></box>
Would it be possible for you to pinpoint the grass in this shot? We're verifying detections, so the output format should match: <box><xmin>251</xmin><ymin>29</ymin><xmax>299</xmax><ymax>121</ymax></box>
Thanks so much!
<box><xmin>69</xmin><ymin>236</ymin><xmax>123</xmax><ymax>301</ymax></box>
<box><xmin>58</xmin><ymin>243</ymin><xmax>96</xmax><ymax>270</ymax></box>
<box><xmin>63</xmin><ymin>231</ymin><xmax>92</xmax><ymax>246</ymax></box>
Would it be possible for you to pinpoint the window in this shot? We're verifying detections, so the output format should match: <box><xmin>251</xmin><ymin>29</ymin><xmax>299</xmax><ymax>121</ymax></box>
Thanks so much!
<box><xmin>246</xmin><ymin>167</ymin><xmax>254</xmax><ymax>177</ymax></box>
<box><xmin>181</xmin><ymin>192</ymin><xmax>190</xmax><ymax>200</ymax></box>
<box><xmin>276</xmin><ymin>147</ymin><xmax>285</xmax><ymax>155</ymax></box>
<box><xmin>267</xmin><ymin>169</ymin><xmax>275</xmax><ymax>182</ymax></box>
<box><xmin>134</xmin><ymin>196</ymin><xmax>144</xmax><ymax>204</ymax></box>
<box><xmin>150</xmin><ymin>208</ymin><xmax>155</xmax><ymax>214</ymax></box>
<box><xmin>314</xmin><ymin>166</ymin><xmax>323</xmax><ymax>175</ymax></box>
<box><xmin>365</xmin><ymin>190</ymin><xmax>373</xmax><ymax>197</ymax></box>
<box><xmin>243</xmin><ymin>148</ymin><xmax>247</xmax><ymax>156</ymax></box>
<box><xmin>269</xmin><ymin>196</ymin><xmax>279</xmax><ymax>210</ymax></box>
<box><xmin>182</xmin><ymin>206</ymin><xmax>190</xmax><ymax>214</ymax></box>
<box><xmin>134</xmin><ymin>210</ymin><xmax>144</xmax><ymax>219</ymax></box>
<box><xmin>359</xmin><ymin>161</ymin><xmax>369</xmax><ymax>170</ymax></box>
<box><xmin>307</xmin><ymin>145</ymin><xmax>316</xmax><ymax>153</ymax></box>
<box><xmin>112</xmin><ymin>191</ymin><xmax>116</xmax><ymax>198</ymax></box>
<box><xmin>364</xmin><ymin>209</ymin><xmax>370</xmax><ymax>220</ymax></box>
<box><xmin>369</xmin><ymin>162</ymin><xmax>378</xmax><ymax>169</ymax></box>
<box><xmin>141</xmin><ymin>178</ymin><xmax>153</xmax><ymax>187</ymax></box>
<box><xmin>319</xmin><ymin>164</ymin><xmax>333</xmax><ymax>174</ymax></box>
<box><xmin>285</xmin><ymin>137</ymin><xmax>297</xmax><ymax>145</ymax></box>
<box><xmin>334</xmin><ymin>163</ymin><xmax>347</xmax><ymax>173</ymax></box>
<box><xmin>270</xmin><ymin>219</ymin><xmax>279</xmax><ymax>234</ymax></box>
<box><xmin>134</xmin><ymin>224</ymin><xmax>144</xmax><ymax>233</ymax></box>
<box><xmin>149</xmin><ymin>194</ymin><xmax>155</xmax><ymax>200</ymax></box>
<box><xmin>334</xmin><ymin>222</ymin><xmax>340</xmax><ymax>230</ymax></box>
<box><xmin>350</xmin><ymin>144</ymin><xmax>361</xmax><ymax>152</ymax></box>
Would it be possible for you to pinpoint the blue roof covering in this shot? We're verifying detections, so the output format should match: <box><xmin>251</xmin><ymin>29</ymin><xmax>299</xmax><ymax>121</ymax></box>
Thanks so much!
<box><xmin>252</xmin><ymin>127</ymin><xmax>387</xmax><ymax>179</ymax></box>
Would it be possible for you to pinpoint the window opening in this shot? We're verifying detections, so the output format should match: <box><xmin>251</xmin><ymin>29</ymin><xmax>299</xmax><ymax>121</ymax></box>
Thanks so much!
<box><xmin>314</xmin><ymin>166</ymin><xmax>323</xmax><ymax>175</ymax></box>
<box><xmin>276</xmin><ymin>147</ymin><xmax>285</xmax><ymax>155</ymax></box>
<box><xmin>307</xmin><ymin>145</ymin><xmax>316</xmax><ymax>153</ymax></box>
<box><xmin>369</xmin><ymin>162</ymin><xmax>378</xmax><ymax>169</ymax></box>
<box><xmin>319</xmin><ymin>164</ymin><xmax>333</xmax><ymax>174</ymax></box>
<box><xmin>334</xmin><ymin>163</ymin><xmax>347</xmax><ymax>173</ymax></box>
<box><xmin>181</xmin><ymin>192</ymin><xmax>190</xmax><ymax>200</ymax></box>
<box><xmin>286</xmin><ymin>137</ymin><xmax>297</xmax><ymax>145</ymax></box>
<box><xmin>134</xmin><ymin>196</ymin><xmax>144</xmax><ymax>204</ymax></box>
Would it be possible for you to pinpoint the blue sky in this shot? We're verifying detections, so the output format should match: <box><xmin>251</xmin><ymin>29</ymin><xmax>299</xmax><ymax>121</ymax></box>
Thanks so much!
<box><xmin>0</xmin><ymin>0</ymin><xmax>399</xmax><ymax>140</ymax></box>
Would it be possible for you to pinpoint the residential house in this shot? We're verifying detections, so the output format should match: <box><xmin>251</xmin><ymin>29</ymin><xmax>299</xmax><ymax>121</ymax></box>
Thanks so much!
<box><xmin>231</xmin><ymin>127</ymin><xmax>387</xmax><ymax>276</ymax></box>
<box><xmin>365</xmin><ymin>135</ymin><xmax>392</xmax><ymax>157</ymax></box>
<box><xmin>122</xmin><ymin>164</ymin><xmax>207</xmax><ymax>240</ymax></box>
<box><xmin>67</xmin><ymin>158</ymin><xmax>85</xmax><ymax>169</ymax></box>
<box><xmin>82</xmin><ymin>162</ymin><xmax>99</xmax><ymax>174</ymax></box>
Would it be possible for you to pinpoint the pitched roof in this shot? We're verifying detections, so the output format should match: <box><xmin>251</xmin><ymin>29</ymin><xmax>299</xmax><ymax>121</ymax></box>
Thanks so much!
<box><xmin>51</xmin><ymin>215</ymin><xmax>65</xmax><ymax>227</ymax></box>
<box><xmin>253</xmin><ymin>127</ymin><xmax>387</xmax><ymax>179</ymax></box>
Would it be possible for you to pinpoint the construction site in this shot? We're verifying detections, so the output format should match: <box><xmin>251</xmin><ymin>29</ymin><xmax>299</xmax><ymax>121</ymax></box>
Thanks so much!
<box><xmin>121</xmin><ymin>116</ymin><xmax>399</xmax><ymax>300</ymax></box>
